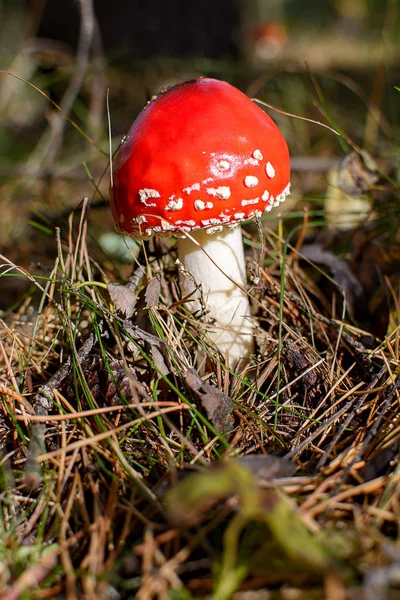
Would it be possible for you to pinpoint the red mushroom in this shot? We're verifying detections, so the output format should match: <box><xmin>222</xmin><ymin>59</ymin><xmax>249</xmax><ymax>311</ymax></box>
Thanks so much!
<box><xmin>110</xmin><ymin>78</ymin><xmax>290</xmax><ymax>366</ymax></box>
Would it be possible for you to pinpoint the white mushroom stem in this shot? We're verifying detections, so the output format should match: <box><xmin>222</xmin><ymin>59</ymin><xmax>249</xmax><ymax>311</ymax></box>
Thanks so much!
<box><xmin>177</xmin><ymin>227</ymin><xmax>255</xmax><ymax>366</ymax></box>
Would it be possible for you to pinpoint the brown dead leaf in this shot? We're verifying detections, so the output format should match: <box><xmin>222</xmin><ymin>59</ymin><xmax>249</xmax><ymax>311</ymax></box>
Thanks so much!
<box><xmin>185</xmin><ymin>368</ymin><xmax>234</xmax><ymax>435</ymax></box>
<box><xmin>236</xmin><ymin>454</ymin><xmax>296</xmax><ymax>480</ymax></box>
<box><xmin>301</xmin><ymin>243</ymin><xmax>364</xmax><ymax>315</ymax></box>
<box><xmin>108</xmin><ymin>283</ymin><xmax>137</xmax><ymax>319</ymax></box>
<box><xmin>144</xmin><ymin>277</ymin><xmax>161</xmax><ymax>307</ymax></box>
<box><xmin>362</xmin><ymin>441</ymin><xmax>400</xmax><ymax>482</ymax></box>
<box><xmin>122</xmin><ymin>322</ymin><xmax>171</xmax><ymax>376</ymax></box>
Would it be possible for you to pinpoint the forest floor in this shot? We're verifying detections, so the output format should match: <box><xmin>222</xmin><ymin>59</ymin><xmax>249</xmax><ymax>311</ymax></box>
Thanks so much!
<box><xmin>1</xmin><ymin>20</ymin><xmax>400</xmax><ymax>599</ymax></box>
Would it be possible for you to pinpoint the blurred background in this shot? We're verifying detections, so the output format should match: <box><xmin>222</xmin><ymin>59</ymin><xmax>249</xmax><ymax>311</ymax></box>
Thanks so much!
<box><xmin>0</xmin><ymin>0</ymin><xmax>399</xmax><ymax>333</ymax></box>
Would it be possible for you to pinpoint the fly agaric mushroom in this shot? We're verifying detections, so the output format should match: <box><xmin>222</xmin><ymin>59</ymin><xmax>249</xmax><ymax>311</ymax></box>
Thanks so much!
<box><xmin>110</xmin><ymin>78</ymin><xmax>290</xmax><ymax>366</ymax></box>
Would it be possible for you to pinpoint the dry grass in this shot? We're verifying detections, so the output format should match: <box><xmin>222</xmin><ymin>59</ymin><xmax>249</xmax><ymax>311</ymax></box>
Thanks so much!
<box><xmin>0</xmin><ymin>192</ymin><xmax>399</xmax><ymax>599</ymax></box>
<box><xmin>1</xmin><ymin>5</ymin><xmax>400</xmax><ymax>593</ymax></box>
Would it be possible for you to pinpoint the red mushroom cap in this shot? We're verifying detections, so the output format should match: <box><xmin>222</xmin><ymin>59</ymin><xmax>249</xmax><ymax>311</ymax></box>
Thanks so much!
<box><xmin>110</xmin><ymin>78</ymin><xmax>290</xmax><ymax>238</ymax></box>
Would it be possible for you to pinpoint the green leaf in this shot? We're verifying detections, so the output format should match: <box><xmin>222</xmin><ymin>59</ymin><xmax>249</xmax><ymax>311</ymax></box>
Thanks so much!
<box><xmin>165</xmin><ymin>461</ymin><xmax>330</xmax><ymax>599</ymax></box>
